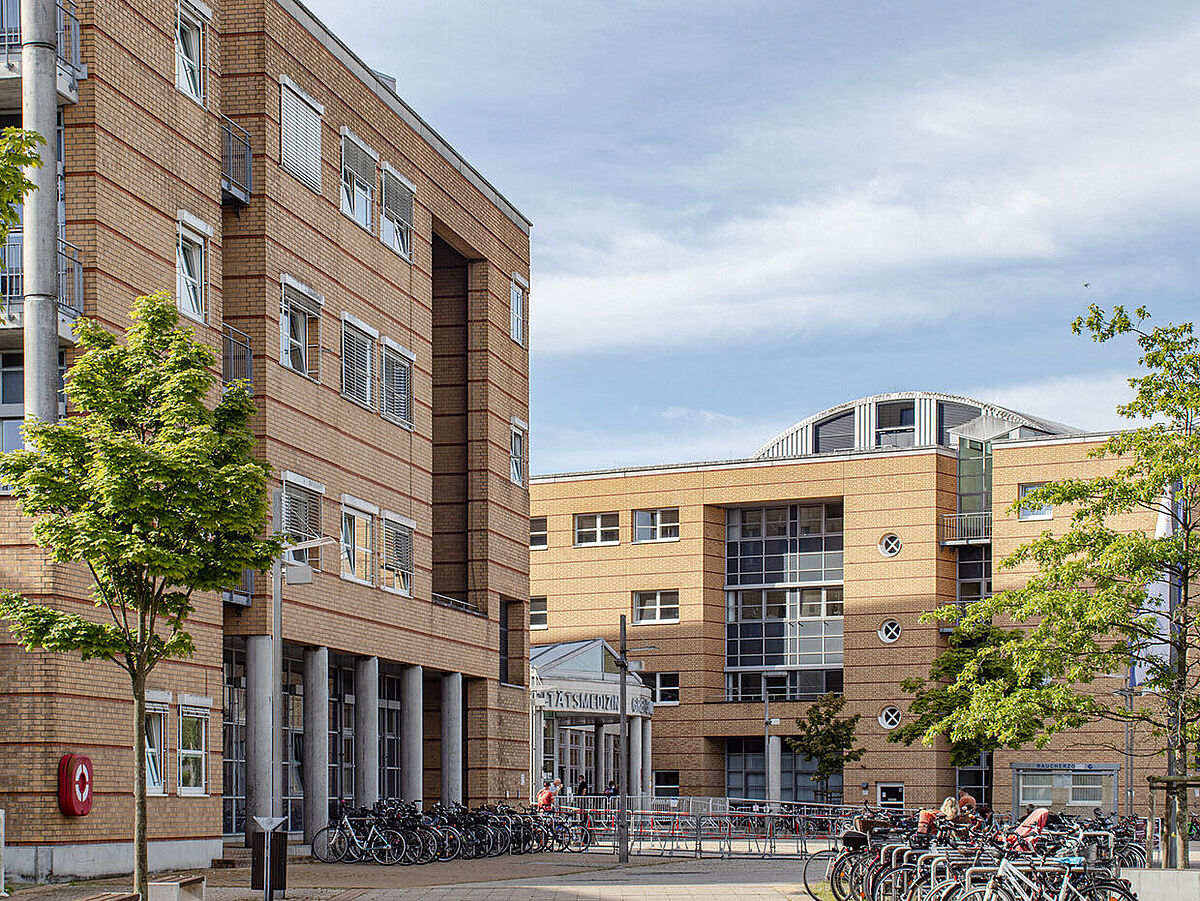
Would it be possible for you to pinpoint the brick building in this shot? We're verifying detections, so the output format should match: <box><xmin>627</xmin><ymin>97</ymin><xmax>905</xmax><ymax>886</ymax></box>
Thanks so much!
<box><xmin>529</xmin><ymin>392</ymin><xmax>1157</xmax><ymax>818</ymax></box>
<box><xmin>0</xmin><ymin>0</ymin><xmax>530</xmax><ymax>878</ymax></box>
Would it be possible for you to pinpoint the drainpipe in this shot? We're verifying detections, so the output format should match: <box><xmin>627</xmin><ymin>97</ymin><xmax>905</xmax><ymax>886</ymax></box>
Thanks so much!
<box><xmin>21</xmin><ymin>0</ymin><xmax>60</xmax><ymax>425</ymax></box>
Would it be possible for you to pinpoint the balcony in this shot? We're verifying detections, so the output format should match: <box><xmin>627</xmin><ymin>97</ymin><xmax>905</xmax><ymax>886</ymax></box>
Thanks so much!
<box><xmin>0</xmin><ymin>0</ymin><xmax>87</xmax><ymax>106</ymax></box>
<box><xmin>222</xmin><ymin>324</ymin><xmax>252</xmax><ymax>386</ymax></box>
<box><xmin>223</xmin><ymin>568</ymin><xmax>254</xmax><ymax>607</ymax></box>
<box><xmin>0</xmin><ymin>233</ymin><xmax>83</xmax><ymax>327</ymax></box>
<box><xmin>221</xmin><ymin>116</ymin><xmax>252</xmax><ymax>205</ymax></box>
<box><xmin>939</xmin><ymin>511</ymin><xmax>992</xmax><ymax>545</ymax></box>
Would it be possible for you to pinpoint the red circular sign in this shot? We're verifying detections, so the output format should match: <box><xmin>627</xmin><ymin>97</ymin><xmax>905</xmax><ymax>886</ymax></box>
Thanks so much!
<box><xmin>57</xmin><ymin>754</ymin><xmax>93</xmax><ymax>816</ymax></box>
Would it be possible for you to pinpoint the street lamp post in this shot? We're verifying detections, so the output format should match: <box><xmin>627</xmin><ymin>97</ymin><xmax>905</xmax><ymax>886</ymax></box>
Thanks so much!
<box><xmin>618</xmin><ymin>615</ymin><xmax>628</xmax><ymax>863</ymax></box>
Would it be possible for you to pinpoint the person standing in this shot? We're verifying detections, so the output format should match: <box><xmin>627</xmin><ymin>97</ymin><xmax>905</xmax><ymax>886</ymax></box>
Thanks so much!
<box><xmin>576</xmin><ymin>775</ymin><xmax>589</xmax><ymax>797</ymax></box>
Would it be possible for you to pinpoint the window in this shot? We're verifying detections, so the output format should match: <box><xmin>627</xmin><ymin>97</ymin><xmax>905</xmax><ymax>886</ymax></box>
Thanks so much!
<box><xmin>178</xmin><ymin>708</ymin><xmax>207</xmax><ymax>794</ymax></box>
<box><xmin>510</xmin><ymin>423</ymin><xmax>525</xmax><ymax>486</ymax></box>
<box><xmin>175</xmin><ymin>1</ymin><xmax>206</xmax><ymax>103</ymax></box>
<box><xmin>341</xmin><ymin>320</ymin><xmax>374</xmax><ymax>407</ymax></box>
<box><xmin>381</xmin><ymin>341</ymin><xmax>414</xmax><ymax>427</ymax></box>
<box><xmin>878</xmin><ymin>533</ymin><xmax>902</xmax><ymax>557</ymax></box>
<box><xmin>529</xmin><ymin>517</ymin><xmax>547</xmax><ymax>549</ymax></box>
<box><xmin>575</xmin><ymin>512</ymin><xmax>619</xmax><ymax>546</ymax></box>
<box><xmin>1018</xmin><ymin>483</ymin><xmax>1052</xmax><ymax>521</ymax></box>
<box><xmin>529</xmin><ymin>596</ymin><xmax>547</xmax><ymax>630</ymax></box>
<box><xmin>725</xmin><ymin>503</ymin><xmax>843</xmax><ymax>586</ymax></box>
<box><xmin>725</xmin><ymin>587</ymin><xmax>844</xmax><ymax>670</ymax></box>
<box><xmin>875</xmin><ymin>401</ymin><xmax>916</xmax><ymax>447</ymax></box>
<box><xmin>145</xmin><ymin>709</ymin><xmax>166</xmax><ymax>795</ymax></box>
<box><xmin>957</xmin><ymin>751</ymin><xmax>994</xmax><ymax>809</ymax></box>
<box><xmin>634</xmin><ymin>508</ymin><xmax>679</xmax><ymax>542</ymax></box>
<box><xmin>878</xmin><ymin>620</ymin><xmax>902</xmax><ymax>643</ymax></box>
<box><xmin>280</xmin><ymin>78</ymin><xmax>323</xmax><ymax>193</ymax></box>
<box><xmin>633</xmin><ymin>589</ymin><xmax>679</xmax><ymax>623</ymax></box>
<box><xmin>726</xmin><ymin>737</ymin><xmax>766</xmax><ymax>800</ymax></box>
<box><xmin>1071</xmin><ymin>772</ymin><xmax>1104</xmax><ymax>804</ymax></box>
<box><xmin>176</xmin><ymin>230</ymin><xmax>205</xmax><ymax>322</ymax></box>
<box><xmin>280</xmin><ymin>281</ymin><xmax>321</xmax><ymax>380</ymax></box>
<box><xmin>381</xmin><ymin>165</ymin><xmax>414</xmax><ymax>258</ymax></box>
<box><xmin>510</xmin><ymin>278</ymin><xmax>525</xmax><ymax>345</ymax></box>
<box><xmin>340</xmin><ymin>131</ymin><xmax>376</xmax><ymax>231</ymax></box>
<box><xmin>646</xmin><ymin>671</ymin><xmax>679</xmax><ymax>704</ymax></box>
<box><xmin>653</xmin><ymin>771</ymin><xmax>680</xmax><ymax>798</ymax></box>
<box><xmin>381</xmin><ymin>514</ymin><xmax>413</xmax><ymax>595</ymax></box>
<box><xmin>282</xmin><ymin>477</ymin><xmax>322</xmax><ymax>568</ymax></box>
<box><xmin>1019</xmin><ymin>772</ymin><xmax>1054</xmax><ymax>806</ymax></box>
<box><xmin>957</xmin><ymin>545</ymin><xmax>992</xmax><ymax>605</ymax></box>
<box><xmin>724</xmin><ymin>669</ymin><xmax>843</xmax><ymax>702</ymax></box>
<box><xmin>878</xmin><ymin>706</ymin><xmax>902</xmax><ymax>729</ymax></box>
<box><xmin>340</xmin><ymin>503</ymin><xmax>375</xmax><ymax>584</ymax></box>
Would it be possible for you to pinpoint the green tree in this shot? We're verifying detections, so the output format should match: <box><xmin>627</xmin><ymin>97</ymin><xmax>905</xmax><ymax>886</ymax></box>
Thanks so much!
<box><xmin>932</xmin><ymin>305</ymin><xmax>1199</xmax><ymax>867</ymax></box>
<box><xmin>887</xmin><ymin>624</ymin><xmax>1047</xmax><ymax>767</ymax></box>
<box><xmin>786</xmin><ymin>692</ymin><xmax>865</xmax><ymax>803</ymax></box>
<box><xmin>0</xmin><ymin>292</ymin><xmax>281</xmax><ymax>894</ymax></box>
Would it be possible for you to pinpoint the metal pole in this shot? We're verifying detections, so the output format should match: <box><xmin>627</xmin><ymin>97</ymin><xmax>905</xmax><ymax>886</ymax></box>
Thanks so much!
<box><xmin>271</xmin><ymin>489</ymin><xmax>283</xmax><ymax>821</ymax></box>
<box><xmin>618</xmin><ymin>615</ymin><xmax>628</xmax><ymax>863</ymax></box>
<box><xmin>21</xmin><ymin>0</ymin><xmax>60</xmax><ymax>425</ymax></box>
<box><xmin>1124</xmin><ymin>685</ymin><xmax>1134</xmax><ymax>817</ymax></box>
<box><xmin>762</xmin><ymin>673</ymin><xmax>770</xmax><ymax>807</ymax></box>
<box><xmin>1</xmin><ymin>808</ymin><xmax>7</xmax><ymax>898</ymax></box>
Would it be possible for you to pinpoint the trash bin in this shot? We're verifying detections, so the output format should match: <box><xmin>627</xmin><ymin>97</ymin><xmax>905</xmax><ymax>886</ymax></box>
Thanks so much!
<box><xmin>250</xmin><ymin>817</ymin><xmax>288</xmax><ymax>899</ymax></box>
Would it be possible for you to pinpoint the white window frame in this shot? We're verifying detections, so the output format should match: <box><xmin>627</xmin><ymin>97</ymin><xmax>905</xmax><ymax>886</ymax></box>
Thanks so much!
<box><xmin>1018</xmin><ymin>771</ymin><xmax>1054</xmax><ymax>807</ymax></box>
<box><xmin>380</xmin><ymin>337</ymin><xmax>415</xmax><ymax>428</ymax></box>
<box><xmin>340</xmin><ymin>314</ymin><xmax>377</xmax><ymax>408</ymax></box>
<box><xmin>633</xmin><ymin>507</ymin><xmax>680</xmax><ymax>543</ymax></box>
<box><xmin>510</xmin><ymin>275</ymin><xmax>527</xmax><ymax>346</ymax></box>
<box><xmin>145</xmin><ymin>705</ymin><xmax>167</xmax><ymax>795</ymax></box>
<box><xmin>1018</xmin><ymin>483</ymin><xmax>1053</xmax><ymax>521</ymax></box>
<box><xmin>878</xmin><ymin>706</ymin><xmax>902</xmax><ymax>729</ymax></box>
<box><xmin>381</xmin><ymin>511</ymin><xmax>414</xmax><ymax>596</ymax></box>
<box><xmin>175</xmin><ymin>225</ymin><xmax>206</xmax><ymax>324</ymax></box>
<box><xmin>529</xmin><ymin>516</ymin><xmax>547</xmax><ymax>550</ymax></box>
<box><xmin>177</xmin><ymin>707</ymin><xmax>207</xmax><ymax>796</ymax></box>
<box><xmin>175</xmin><ymin>0</ymin><xmax>209</xmax><ymax>104</ymax></box>
<box><xmin>340</xmin><ymin>128</ymin><xmax>378</xmax><ymax>232</ymax></box>
<box><xmin>340</xmin><ymin>496</ymin><xmax>377</xmax><ymax>586</ymax></box>
<box><xmin>575</xmin><ymin>512</ymin><xmax>619</xmax><ymax>547</ymax></box>
<box><xmin>653</xmin><ymin>770</ymin><xmax>680</xmax><ymax>797</ymax></box>
<box><xmin>510</xmin><ymin>418</ymin><xmax>526</xmax><ymax>486</ymax></box>
<box><xmin>648</xmin><ymin>671</ymin><xmax>680</xmax><ymax>705</ymax></box>
<box><xmin>280</xmin><ymin>276</ymin><xmax>322</xmax><ymax>381</ymax></box>
<box><xmin>381</xmin><ymin>162</ymin><xmax>415</xmax><ymax>259</ymax></box>
<box><xmin>279</xmin><ymin>76</ymin><xmax>324</xmax><ymax>194</ymax></box>
<box><xmin>1070</xmin><ymin>772</ymin><xmax>1104</xmax><ymax>805</ymax></box>
<box><xmin>633</xmin><ymin>589</ymin><xmax>680</xmax><ymax>624</ymax></box>
<box><xmin>530</xmin><ymin>596</ymin><xmax>548</xmax><ymax>630</ymax></box>
<box><xmin>281</xmin><ymin>472</ymin><xmax>324</xmax><ymax>569</ymax></box>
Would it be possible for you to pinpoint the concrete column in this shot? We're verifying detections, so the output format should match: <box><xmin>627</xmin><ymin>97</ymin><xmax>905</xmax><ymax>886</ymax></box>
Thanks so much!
<box><xmin>629</xmin><ymin>715</ymin><xmax>643</xmax><ymax>802</ymax></box>
<box><xmin>767</xmin><ymin>734</ymin><xmax>783</xmax><ymax>804</ymax></box>
<box><xmin>440</xmin><ymin>672</ymin><xmax>463</xmax><ymax>805</ymax></box>
<box><xmin>302</xmin><ymin>647</ymin><xmax>329</xmax><ymax>841</ymax></box>
<box><xmin>401</xmin><ymin>664</ymin><xmax>423</xmax><ymax>804</ymax></box>
<box><xmin>21</xmin><ymin>0</ymin><xmax>60</xmax><ymax>425</ymax></box>
<box><xmin>244</xmin><ymin>634</ymin><xmax>276</xmax><ymax>840</ymax></box>
<box><xmin>641</xmin><ymin>718</ymin><xmax>653</xmax><ymax>795</ymax></box>
<box><xmin>593</xmin><ymin>722</ymin><xmax>605</xmax><ymax>794</ymax></box>
<box><xmin>354</xmin><ymin>656</ymin><xmax>379</xmax><ymax>807</ymax></box>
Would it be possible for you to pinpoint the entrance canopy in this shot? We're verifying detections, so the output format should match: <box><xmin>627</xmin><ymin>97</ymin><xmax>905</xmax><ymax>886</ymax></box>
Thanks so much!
<box><xmin>531</xmin><ymin>638</ymin><xmax>653</xmax><ymax>719</ymax></box>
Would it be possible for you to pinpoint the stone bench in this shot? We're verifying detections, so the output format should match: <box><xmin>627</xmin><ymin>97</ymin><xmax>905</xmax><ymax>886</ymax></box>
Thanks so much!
<box><xmin>148</xmin><ymin>874</ymin><xmax>205</xmax><ymax>901</ymax></box>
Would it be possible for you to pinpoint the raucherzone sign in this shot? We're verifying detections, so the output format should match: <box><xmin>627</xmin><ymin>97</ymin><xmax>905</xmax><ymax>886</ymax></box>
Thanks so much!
<box><xmin>534</xmin><ymin>688</ymin><xmax>653</xmax><ymax>716</ymax></box>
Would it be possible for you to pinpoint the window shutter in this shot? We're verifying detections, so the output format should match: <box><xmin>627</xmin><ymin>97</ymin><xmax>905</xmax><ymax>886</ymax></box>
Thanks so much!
<box><xmin>281</xmin><ymin>84</ymin><xmax>322</xmax><ymax>192</ymax></box>
<box><xmin>382</xmin><ymin>348</ymin><xmax>411</xmax><ymax>424</ymax></box>
<box><xmin>382</xmin><ymin>170</ymin><xmax>413</xmax><ymax>226</ymax></box>
<box><xmin>342</xmin><ymin>136</ymin><xmax>375</xmax><ymax>187</ymax></box>
<box><xmin>341</xmin><ymin>323</ymin><xmax>373</xmax><ymax>405</ymax></box>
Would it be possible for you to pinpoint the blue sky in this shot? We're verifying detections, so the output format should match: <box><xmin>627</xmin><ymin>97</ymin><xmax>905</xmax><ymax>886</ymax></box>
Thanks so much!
<box><xmin>305</xmin><ymin>0</ymin><xmax>1200</xmax><ymax>473</ymax></box>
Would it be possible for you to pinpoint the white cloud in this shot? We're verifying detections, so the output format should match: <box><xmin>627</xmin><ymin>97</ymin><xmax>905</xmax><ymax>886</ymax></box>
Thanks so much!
<box><xmin>964</xmin><ymin>371</ymin><xmax>1136</xmax><ymax>433</ymax></box>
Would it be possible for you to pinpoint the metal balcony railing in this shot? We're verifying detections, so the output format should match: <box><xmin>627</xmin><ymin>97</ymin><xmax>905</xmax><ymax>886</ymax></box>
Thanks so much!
<box><xmin>939</xmin><ymin>511</ymin><xmax>992</xmax><ymax>544</ymax></box>
<box><xmin>223</xmin><ymin>568</ymin><xmax>254</xmax><ymax>607</ymax></box>
<box><xmin>0</xmin><ymin>0</ymin><xmax>83</xmax><ymax>72</ymax></box>
<box><xmin>0</xmin><ymin>233</ymin><xmax>84</xmax><ymax>325</ymax></box>
<box><xmin>221</xmin><ymin>116</ymin><xmax>252</xmax><ymax>205</ymax></box>
<box><xmin>432</xmin><ymin>591</ymin><xmax>484</xmax><ymax>616</ymax></box>
<box><xmin>222</xmin><ymin>324</ymin><xmax>252</xmax><ymax>387</ymax></box>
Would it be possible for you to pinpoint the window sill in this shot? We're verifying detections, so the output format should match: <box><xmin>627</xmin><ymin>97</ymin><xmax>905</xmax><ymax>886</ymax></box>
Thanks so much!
<box><xmin>280</xmin><ymin>361</ymin><xmax>321</xmax><ymax>384</ymax></box>
<box><xmin>177</xmin><ymin>788</ymin><xmax>207</xmax><ymax>797</ymax></box>
<box><xmin>530</xmin><ymin>623</ymin><xmax>548</xmax><ymax>631</ymax></box>
<box><xmin>340</xmin><ymin>572</ymin><xmax>375</xmax><ymax>588</ymax></box>
<box><xmin>632</xmin><ymin>618</ymin><xmax>679</xmax><ymax>626</ymax></box>
<box><xmin>381</xmin><ymin>583</ymin><xmax>412</xmax><ymax>598</ymax></box>
<box><xmin>340</xmin><ymin>391</ymin><xmax>375</xmax><ymax>412</ymax></box>
<box><xmin>175</xmin><ymin>84</ymin><xmax>205</xmax><ymax>106</ymax></box>
<box><xmin>1018</xmin><ymin>513</ymin><xmax>1053</xmax><ymax>522</ymax></box>
<box><xmin>381</xmin><ymin>237</ymin><xmax>413</xmax><ymax>262</ymax></box>
<box><xmin>147</xmin><ymin>788</ymin><xmax>167</xmax><ymax>797</ymax></box>
<box><xmin>341</xmin><ymin>208</ymin><xmax>375</xmax><ymax>235</ymax></box>
<box><xmin>654</xmin><ymin>700</ymin><xmax>680</xmax><ymax>707</ymax></box>
<box><xmin>530</xmin><ymin>545</ymin><xmax>547</xmax><ymax>551</ymax></box>
<box><xmin>633</xmin><ymin>537</ymin><xmax>680</xmax><ymax>545</ymax></box>
<box><xmin>382</xmin><ymin>412</ymin><xmax>415</xmax><ymax>431</ymax></box>
<box><xmin>510</xmin><ymin>333</ymin><xmax>524</xmax><ymax>347</ymax></box>
<box><xmin>177</xmin><ymin>306</ymin><xmax>206</xmax><ymax>326</ymax></box>
<box><xmin>574</xmin><ymin>541</ymin><xmax>619</xmax><ymax>549</ymax></box>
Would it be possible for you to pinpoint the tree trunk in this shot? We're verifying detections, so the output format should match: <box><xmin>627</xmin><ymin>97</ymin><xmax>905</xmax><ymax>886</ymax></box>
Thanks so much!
<box><xmin>132</xmin><ymin>669</ymin><xmax>149</xmax><ymax>896</ymax></box>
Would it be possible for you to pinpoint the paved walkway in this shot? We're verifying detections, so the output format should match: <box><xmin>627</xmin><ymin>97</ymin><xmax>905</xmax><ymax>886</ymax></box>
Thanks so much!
<box><xmin>7</xmin><ymin>856</ymin><xmax>810</xmax><ymax>901</ymax></box>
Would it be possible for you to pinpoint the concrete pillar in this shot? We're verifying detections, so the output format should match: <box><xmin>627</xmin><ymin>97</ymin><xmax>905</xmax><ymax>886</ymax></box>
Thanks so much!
<box><xmin>593</xmin><ymin>722</ymin><xmax>605</xmax><ymax>794</ymax></box>
<box><xmin>354</xmin><ymin>656</ymin><xmax>379</xmax><ymax>807</ymax></box>
<box><xmin>629</xmin><ymin>715</ymin><xmax>643</xmax><ymax>802</ymax></box>
<box><xmin>21</xmin><ymin>0</ymin><xmax>60</xmax><ymax>425</ymax></box>
<box><xmin>767</xmin><ymin>734</ymin><xmax>783</xmax><ymax>804</ymax></box>
<box><xmin>641</xmin><ymin>718</ymin><xmax>653</xmax><ymax>795</ymax></box>
<box><xmin>302</xmin><ymin>647</ymin><xmax>329</xmax><ymax>841</ymax></box>
<box><xmin>440</xmin><ymin>672</ymin><xmax>463</xmax><ymax>805</ymax></box>
<box><xmin>401</xmin><ymin>664</ymin><xmax>423</xmax><ymax>804</ymax></box>
<box><xmin>245</xmin><ymin>634</ymin><xmax>276</xmax><ymax>840</ymax></box>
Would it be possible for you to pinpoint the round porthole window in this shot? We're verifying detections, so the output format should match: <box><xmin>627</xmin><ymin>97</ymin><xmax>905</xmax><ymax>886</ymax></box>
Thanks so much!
<box><xmin>878</xmin><ymin>620</ymin><xmax>902</xmax><ymax>643</ymax></box>
<box><xmin>878</xmin><ymin>706</ymin><xmax>902</xmax><ymax>729</ymax></box>
<box><xmin>879</xmin><ymin>533</ymin><xmax>902</xmax><ymax>557</ymax></box>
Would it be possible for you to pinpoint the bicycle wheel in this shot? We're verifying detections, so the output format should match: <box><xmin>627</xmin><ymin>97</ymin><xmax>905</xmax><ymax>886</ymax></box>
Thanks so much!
<box><xmin>1086</xmin><ymin>880</ymin><xmax>1137</xmax><ymax>901</ymax></box>
<box><xmin>828</xmin><ymin>852</ymin><xmax>857</xmax><ymax>901</ymax></box>
<box><xmin>802</xmin><ymin>849</ymin><xmax>838</xmax><ymax>901</ymax></box>
<box><xmin>438</xmin><ymin>826</ymin><xmax>462</xmax><ymax>861</ymax></box>
<box><xmin>958</xmin><ymin>884</ymin><xmax>1017</xmax><ymax>901</ymax></box>
<box><xmin>372</xmin><ymin>828</ymin><xmax>405</xmax><ymax>865</ymax></box>
<box><xmin>873</xmin><ymin>864</ymin><xmax>916</xmax><ymax>901</ymax></box>
<box><xmin>566</xmin><ymin>823</ymin><xmax>591</xmax><ymax>852</ymax></box>
<box><xmin>311</xmin><ymin>825</ymin><xmax>339</xmax><ymax>863</ymax></box>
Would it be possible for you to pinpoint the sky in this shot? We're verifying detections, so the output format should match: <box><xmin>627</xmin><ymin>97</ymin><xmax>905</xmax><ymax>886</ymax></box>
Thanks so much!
<box><xmin>303</xmin><ymin>0</ymin><xmax>1200</xmax><ymax>474</ymax></box>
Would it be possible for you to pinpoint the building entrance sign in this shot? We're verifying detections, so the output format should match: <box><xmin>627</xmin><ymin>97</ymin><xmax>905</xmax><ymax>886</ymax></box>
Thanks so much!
<box><xmin>57</xmin><ymin>754</ymin><xmax>93</xmax><ymax>816</ymax></box>
<box><xmin>533</xmin><ymin>688</ymin><xmax>652</xmax><ymax>717</ymax></box>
